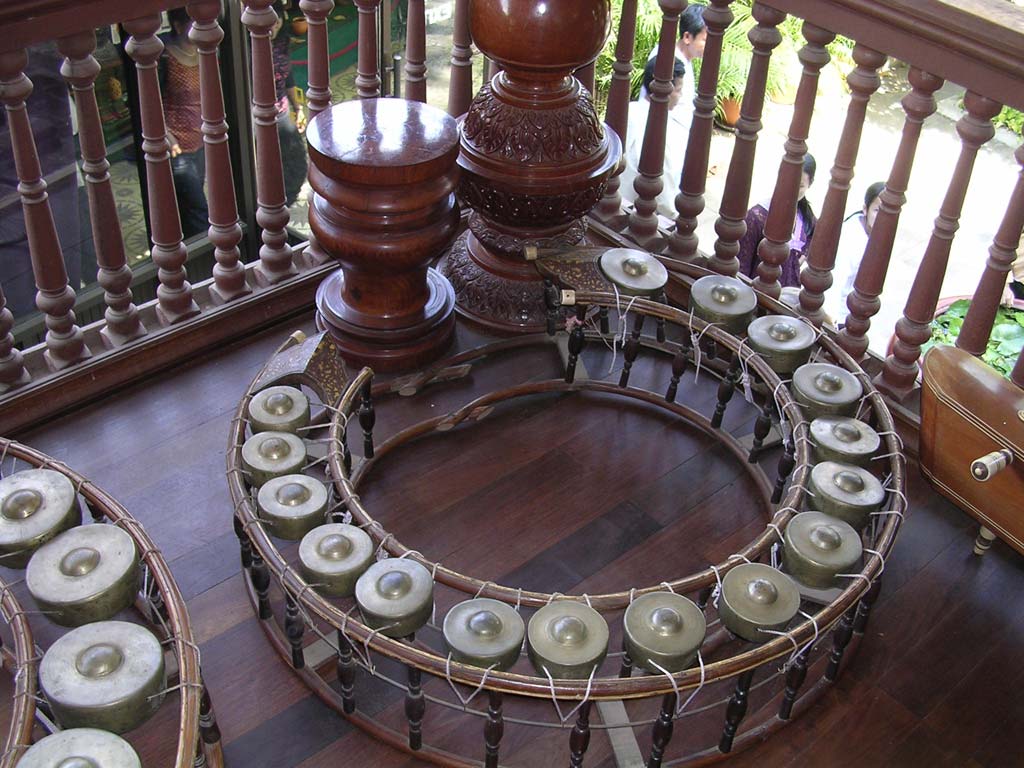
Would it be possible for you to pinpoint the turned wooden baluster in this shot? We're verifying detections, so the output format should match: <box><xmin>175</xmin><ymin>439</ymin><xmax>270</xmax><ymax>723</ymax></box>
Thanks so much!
<box><xmin>798</xmin><ymin>44</ymin><xmax>886</xmax><ymax>325</ymax></box>
<box><xmin>0</xmin><ymin>50</ymin><xmax>91</xmax><ymax>369</ymax></box>
<box><xmin>0</xmin><ymin>283</ymin><xmax>30</xmax><ymax>392</ymax></box>
<box><xmin>708</xmin><ymin>5</ymin><xmax>785</xmax><ymax>276</ymax></box>
<box><xmin>710</xmin><ymin>356</ymin><xmax>741</xmax><ymax>429</ymax></box>
<box><xmin>837</xmin><ymin>68</ymin><xmax>944</xmax><ymax>360</ymax></box>
<box><xmin>187</xmin><ymin>1</ymin><xmax>250</xmax><ymax>304</ymax></box>
<box><xmin>771</xmin><ymin>445</ymin><xmax>795</xmax><ymax>504</ymax></box>
<box><xmin>198</xmin><ymin>679</ymin><xmax>224</xmax><ymax>765</ymax></box>
<box><xmin>878</xmin><ymin>93</ymin><xmax>1001</xmax><ymax>398</ymax></box>
<box><xmin>566</xmin><ymin>309</ymin><xmax>587</xmax><ymax>384</ymax></box>
<box><xmin>123</xmin><ymin>17</ymin><xmax>201</xmax><ymax>325</ymax></box>
<box><xmin>285</xmin><ymin>594</ymin><xmax>306</xmax><ymax>668</ymax></box>
<box><xmin>568</xmin><ymin>700</ymin><xmax>593</xmax><ymax>768</ymax></box>
<box><xmin>626</xmin><ymin>0</ymin><xmax>684</xmax><ymax>250</ymax></box>
<box><xmin>1013</xmin><ymin>349</ymin><xmax>1024</xmax><ymax>389</ymax></box>
<box><xmin>404</xmin><ymin>0</ymin><xmax>427</xmax><ymax>103</ymax></box>
<box><xmin>752</xmin><ymin>23</ymin><xmax>834</xmax><ymax>298</ymax></box>
<box><xmin>251</xmin><ymin>550</ymin><xmax>273</xmax><ymax>619</ymax></box>
<box><xmin>242</xmin><ymin>0</ymin><xmax>297</xmax><ymax>286</ymax></box>
<box><xmin>447</xmin><ymin>0</ymin><xmax>474</xmax><ymax>116</ymax></box>
<box><xmin>619</xmin><ymin>313</ymin><xmax>646</xmax><ymax>387</ymax></box>
<box><xmin>58</xmin><ymin>32</ymin><xmax>147</xmax><ymax>345</ymax></box>
<box><xmin>301</xmin><ymin>0</ymin><xmax>334</xmax><ymax>118</ymax></box>
<box><xmin>958</xmin><ymin>144</ymin><xmax>1024</xmax><ymax>356</ymax></box>
<box><xmin>619</xmin><ymin>649</ymin><xmax>634</xmax><ymax>678</ymax></box>
<box><xmin>355</xmin><ymin>0</ymin><xmax>383</xmax><ymax>98</ymax></box>
<box><xmin>646</xmin><ymin>692</ymin><xmax>677</xmax><ymax>768</ymax></box>
<box><xmin>824</xmin><ymin>607</ymin><xmax>855</xmax><ymax>682</ymax></box>
<box><xmin>233</xmin><ymin>515</ymin><xmax>253</xmax><ymax>570</ymax></box>
<box><xmin>483</xmin><ymin>690</ymin><xmax>503</xmax><ymax>768</ymax></box>
<box><xmin>667</xmin><ymin>0</ymin><xmax>733</xmax><ymax>262</ymax></box>
<box><xmin>778</xmin><ymin>646</ymin><xmax>809</xmax><ymax>720</ymax></box>
<box><xmin>336</xmin><ymin>628</ymin><xmax>357</xmax><ymax>713</ymax></box>
<box><xmin>665</xmin><ymin>335</ymin><xmax>691</xmax><ymax>402</ymax></box>
<box><xmin>594</xmin><ymin>0</ymin><xmax>639</xmax><ymax>226</ymax></box>
<box><xmin>852</xmin><ymin>577</ymin><xmax>881</xmax><ymax>635</ymax></box>
<box><xmin>406</xmin><ymin>660</ymin><xmax>424</xmax><ymax>750</ymax></box>
<box><xmin>747</xmin><ymin>407</ymin><xmax>772</xmax><ymax>462</ymax></box>
<box><xmin>342</xmin><ymin>426</ymin><xmax>353</xmax><ymax>475</ymax></box>
<box><xmin>359</xmin><ymin>378</ymin><xmax>376</xmax><ymax>459</ymax></box>
<box><xmin>718</xmin><ymin>667</ymin><xmax>754</xmax><ymax>753</ymax></box>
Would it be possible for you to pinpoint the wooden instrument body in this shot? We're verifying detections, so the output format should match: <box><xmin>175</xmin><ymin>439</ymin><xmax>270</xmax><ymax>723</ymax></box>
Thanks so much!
<box><xmin>920</xmin><ymin>345</ymin><xmax>1024</xmax><ymax>554</ymax></box>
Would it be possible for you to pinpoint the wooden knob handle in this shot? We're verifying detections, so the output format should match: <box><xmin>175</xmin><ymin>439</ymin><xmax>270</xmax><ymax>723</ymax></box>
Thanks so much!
<box><xmin>971</xmin><ymin>448</ymin><xmax>1013</xmax><ymax>482</ymax></box>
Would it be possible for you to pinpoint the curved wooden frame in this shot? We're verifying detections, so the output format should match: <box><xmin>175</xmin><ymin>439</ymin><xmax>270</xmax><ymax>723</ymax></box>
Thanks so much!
<box><xmin>0</xmin><ymin>571</ymin><xmax>36</xmax><ymax>768</ymax></box>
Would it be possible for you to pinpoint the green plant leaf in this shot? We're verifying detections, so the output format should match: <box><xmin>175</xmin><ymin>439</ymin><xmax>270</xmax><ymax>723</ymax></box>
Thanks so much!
<box><xmin>943</xmin><ymin>299</ymin><xmax>971</xmax><ymax>319</ymax></box>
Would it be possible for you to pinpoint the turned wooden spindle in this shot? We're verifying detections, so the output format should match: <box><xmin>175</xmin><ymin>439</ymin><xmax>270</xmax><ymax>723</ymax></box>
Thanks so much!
<box><xmin>665</xmin><ymin>337</ymin><xmax>691</xmax><ymax>403</ymax></box>
<box><xmin>878</xmin><ymin>92</ymin><xmax>1000</xmax><ymax>399</ymax></box>
<box><xmin>1013</xmin><ymin>349</ymin><xmax>1024</xmax><ymax>389</ymax></box>
<box><xmin>58</xmin><ymin>31</ymin><xmax>147</xmax><ymax>345</ymax></box>
<box><xmin>837</xmin><ymin>68</ymin><xmax>944</xmax><ymax>360</ymax></box>
<box><xmin>798</xmin><ymin>44</ymin><xmax>886</xmax><ymax>325</ymax></box>
<box><xmin>355</xmin><ymin>0</ymin><xmax>383</xmax><ymax>98</ymax></box>
<box><xmin>852</xmin><ymin>576</ymin><xmax>882</xmax><ymax>635</ymax></box>
<box><xmin>708</xmin><ymin>5</ymin><xmax>785</xmax><ymax>276</ymax></box>
<box><xmin>300</xmin><ymin>0</ymin><xmax>334</xmax><ymax>118</ymax></box>
<box><xmin>404</xmin><ymin>0</ymin><xmax>427</xmax><ymax>103</ymax></box>
<box><xmin>123</xmin><ymin>16</ymin><xmax>201</xmax><ymax>325</ymax></box>
<box><xmin>619</xmin><ymin>313</ymin><xmax>646</xmax><ymax>387</ymax></box>
<box><xmin>752</xmin><ymin>23</ymin><xmax>835</xmax><ymax>299</ymax></box>
<box><xmin>594</xmin><ymin>0</ymin><xmax>639</xmax><ymax>228</ymax></box>
<box><xmin>0</xmin><ymin>50</ymin><xmax>91</xmax><ymax>370</ymax></box>
<box><xmin>646</xmin><ymin>691</ymin><xmax>677</xmax><ymax>768</ymax></box>
<box><xmin>359</xmin><ymin>378</ymin><xmax>376</xmax><ymax>459</ymax></box>
<box><xmin>710</xmin><ymin>357</ymin><xmax>741</xmax><ymax>429</ymax></box>
<box><xmin>718</xmin><ymin>667</ymin><xmax>755</xmax><ymax>753</ymax></box>
<box><xmin>405</xmin><ymin>661</ymin><xmax>424</xmax><ymax>750</ymax></box>
<box><xmin>0</xmin><ymin>283</ymin><xmax>30</xmax><ymax>392</ymax></box>
<box><xmin>655</xmin><ymin>290</ymin><xmax>667</xmax><ymax>342</ymax></box>
<box><xmin>957</xmin><ymin>144</ymin><xmax>1024</xmax><ymax>356</ymax></box>
<box><xmin>241</xmin><ymin>0</ymin><xmax>297</xmax><ymax>286</ymax></box>
<box><xmin>825</xmin><ymin>607</ymin><xmax>855</xmax><ymax>682</ymax></box>
<box><xmin>778</xmin><ymin>647</ymin><xmax>809</xmax><ymax>720</ymax></box>
<box><xmin>234</xmin><ymin>514</ymin><xmax>253</xmax><ymax>570</ymax></box>
<box><xmin>619</xmin><ymin>649</ymin><xmax>634</xmax><ymax>678</ymax></box>
<box><xmin>285</xmin><ymin>594</ymin><xmax>306</xmax><ymax>668</ymax></box>
<box><xmin>568</xmin><ymin>700</ymin><xmax>593</xmax><ymax>768</ymax></box>
<box><xmin>342</xmin><ymin>427</ymin><xmax>353</xmax><ymax>475</ymax></box>
<box><xmin>447</xmin><ymin>0</ymin><xmax>474</xmax><ymax>117</ymax></box>
<box><xmin>544</xmin><ymin>279</ymin><xmax>560</xmax><ymax>336</ymax></box>
<box><xmin>565</xmin><ymin>308</ymin><xmax>587</xmax><ymax>384</ymax></box>
<box><xmin>667</xmin><ymin>0</ymin><xmax>733</xmax><ymax>262</ymax></box>
<box><xmin>625</xmin><ymin>0</ymin><xmax>684</xmax><ymax>251</ymax></box>
<box><xmin>748</xmin><ymin>407</ymin><xmax>773</xmax><ymax>463</ymax></box>
<box><xmin>483</xmin><ymin>690</ymin><xmax>503</xmax><ymax>768</ymax></box>
<box><xmin>251</xmin><ymin>550</ymin><xmax>273</xmax><ymax>620</ymax></box>
<box><xmin>336</xmin><ymin>629</ymin><xmax>357</xmax><ymax>713</ymax></box>
<box><xmin>187</xmin><ymin>1</ymin><xmax>250</xmax><ymax>304</ymax></box>
<box><xmin>198</xmin><ymin>678</ymin><xmax>225</xmax><ymax>764</ymax></box>
<box><xmin>771</xmin><ymin>446</ymin><xmax>795</xmax><ymax>504</ymax></box>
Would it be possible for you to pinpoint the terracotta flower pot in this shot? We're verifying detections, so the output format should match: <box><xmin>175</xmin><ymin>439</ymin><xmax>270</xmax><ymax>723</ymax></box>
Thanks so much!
<box><xmin>720</xmin><ymin>96</ymin><xmax>742</xmax><ymax>127</ymax></box>
<box><xmin>291</xmin><ymin>18</ymin><xmax>308</xmax><ymax>35</ymax></box>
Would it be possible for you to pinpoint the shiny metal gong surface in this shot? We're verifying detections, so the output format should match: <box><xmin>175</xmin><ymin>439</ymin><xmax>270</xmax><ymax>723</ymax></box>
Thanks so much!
<box><xmin>527</xmin><ymin>601</ymin><xmax>609</xmax><ymax>679</ymax></box>
<box><xmin>257</xmin><ymin>474</ymin><xmax>329</xmax><ymax>541</ymax></box>
<box><xmin>248</xmin><ymin>385</ymin><xmax>311</xmax><ymax>435</ymax></box>
<box><xmin>39</xmin><ymin>620</ymin><xmax>167</xmax><ymax>734</ymax></box>
<box><xmin>718</xmin><ymin>563</ymin><xmax>800</xmax><ymax>643</ymax></box>
<box><xmin>298</xmin><ymin>523</ymin><xmax>374</xmax><ymax>597</ymax></box>
<box><xmin>17</xmin><ymin>728</ymin><xmax>142</xmax><ymax>768</ymax></box>
<box><xmin>809</xmin><ymin>461</ymin><xmax>885</xmax><ymax>530</ymax></box>
<box><xmin>689</xmin><ymin>275</ymin><xmax>757</xmax><ymax>335</ymax></box>
<box><xmin>783</xmin><ymin>511</ymin><xmax>863</xmax><ymax>589</ymax></box>
<box><xmin>443</xmin><ymin>598</ymin><xmax>525</xmax><ymax>672</ymax></box>
<box><xmin>747</xmin><ymin>315</ymin><xmax>817</xmax><ymax>374</ymax></box>
<box><xmin>598</xmin><ymin>248</ymin><xmax>668</xmax><ymax>296</ymax></box>
<box><xmin>792</xmin><ymin>363</ymin><xmax>863</xmax><ymax>420</ymax></box>
<box><xmin>623</xmin><ymin>592</ymin><xmax>706</xmax><ymax>674</ymax></box>
<box><xmin>26</xmin><ymin>524</ymin><xmax>139</xmax><ymax>627</ymax></box>
<box><xmin>809</xmin><ymin>417</ymin><xmax>880</xmax><ymax>467</ymax></box>
<box><xmin>241</xmin><ymin>431</ymin><xmax>307</xmax><ymax>487</ymax></box>
<box><xmin>355</xmin><ymin>558</ymin><xmax>434</xmax><ymax>638</ymax></box>
<box><xmin>0</xmin><ymin>468</ymin><xmax>80</xmax><ymax>569</ymax></box>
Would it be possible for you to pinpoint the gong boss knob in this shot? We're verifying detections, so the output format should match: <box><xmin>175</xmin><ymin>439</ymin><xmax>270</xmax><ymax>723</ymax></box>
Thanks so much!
<box><xmin>689</xmin><ymin>275</ymin><xmax>757</xmax><ymax>336</ymax></box>
<box><xmin>792</xmin><ymin>363</ymin><xmax>863</xmax><ymax>421</ymax></box>
<box><xmin>26</xmin><ymin>524</ymin><xmax>139</xmax><ymax>627</ymax></box>
<box><xmin>623</xmin><ymin>592</ymin><xmax>706</xmax><ymax>674</ymax></box>
<box><xmin>444</xmin><ymin>598</ymin><xmax>525</xmax><ymax>671</ymax></box>
<box><xmin>248</xmin><ymin>385</ymin><xmax>311</xmax><ymax>435</ymax></box>
<box><xmin>809</xmin><ymin>416</ymin><xmax>880</xmax><ymax>467</ymax></box>
<box><xmin>717</xmin><ymin>563</ymin><xmax>800</xmax><ymax>643</ymax></box>
<box><xmin>747</xmin><ymin>315</ymin><xmax>817</xmax><ymax>375</ymax></box>
<box><xmin>40</xmin><ymin>620</ymin><xmax>167</xmax><ymax>734</ymax></box>
<box><xmin>0</xmin><ymin>468</ymin><xmax>81</xmax><ymax>569</ymax></box>
<box><xmin>257</xmin><ymin>474</ymin><xmax>329</xmax><ymax>541</ymax></box>
<box><xmin>241</xmin><ymin>431</ymin><xmax>307</xmax><ymax>488</ymax></box>
<box><xmin>527</xmin><ymin>601</ymin><xmax>609</xmax><ymax>680</ymax></box>
<box><xmin>355</xmin><ymin>558</ymin><xmax>434</xmax><ymax>638</ymax></box>
<box><xmin>809</xmin><ymin>461</ymin><xmax>885</xmax><ymax>530</ymax></box>
<box><xmin>782</xmin><ymin>511</ymin><xmax>863</xmax><ymax>589</ymax></box>
<box><xmin>299</xmin><ymin>523</ymin><xmax>374</xmax><ymax>597</ymax></box>
<box><xmin>17</xmin><ymin>728</ymin><xmax>141</xmax><ymax>768</ymax></box>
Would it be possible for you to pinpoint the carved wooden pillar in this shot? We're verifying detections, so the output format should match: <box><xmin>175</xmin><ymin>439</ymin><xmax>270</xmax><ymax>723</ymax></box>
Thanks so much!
<box><xmin>447</xmin><ymin>0</ymin><xmax>474</xmax><ymax>117</ymax></box>
<box><xmin>957</xmin><ymin>143</ymin><xmax>1024</xmax><ymax>356</ymax></box>
<box><xmin>0</xmin><ymin>50</ymin><xmax>91</xmax><ymax>370</ymax></box>
<box><xmin>752</xmin><ymin>23</ymin><xmax>834</xmax><ymax>299</ymax></box>
<box><xmin>837</xmin><ymin>68</ymin><xmax>944</xmax><ymax>361</ymax></box>
<box><xmin>878</xmin><ymin>92</ymin><xmax>1000</xmax><ymax>398</ymax></box>
<box><xmin>0</xmin><ymin>283</ymin><xmax>30</xmax><ymax>393</ymax></box>
<box><xmin>124</xmin><ymin>16</ymin><xmax>201</xmax><ymax>326</ymax></box>
<box><xmin>58</xmin><ymin>31</ymin><xmax>147</xmax><ymax>346</ymax></box>
<box><xmin>301</xmin><ymin>0</ymin><xmax>335</xmax><ymax>118</ymax></box>
<box><xmin>404</xmin><ymin>0</ymin><xmax>427</xmax><ymax>103</ymax></box>
<box><xmin>242</xmin><ymin>0</ymin><xmax>297</xmax><ymax>286</ymax></box>
<box><xmin>798</xmin><ymin>43</ymin><xmax>886</xmax><ymax>325</ymax></box>
<box><xmin>666</xmin><ymin>0</ymin><xmax>733</xmax><ymax>263</ymax></box>
<box><xmin>355</xmin><ymin>0</ymin><xmax>383</xmax><ymax>98</ymax></box>
<box><xmin>625</xmin><ymin>0</ymin><xmax>684</xmax><ymax>251</ymax></box>
<box><xmin>708</xmin><ymin>4</ymin><xmax>785</xmax><ymax>276</ymax></box>
<box><xmin>442</xmin><ymin>0</ymin><xmax>619</xmax><ymax>332</ymax></box>
<box><xmin>310</xmin><ymin>99</ymin><xmax>459</xmax><ymax>370</ymax></box>
<box><xmin>593</xmin><ymin>0</ymin><xmax>639</xmax><ymax>228</ymax></box>
<box><xmin>187</xmin><ymin>0</ymin><xmax>250</xmax><ymax>305</ymax></box>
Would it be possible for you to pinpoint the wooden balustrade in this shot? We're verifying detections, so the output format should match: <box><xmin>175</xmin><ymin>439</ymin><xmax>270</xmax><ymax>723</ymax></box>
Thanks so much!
<box><xmin>404</xmin><ymin>0</ymin><xmax>427</xmax><ymax>103</ymax></box>
<box><xmin>0</xmin><ymin>49</ymin><xmax>92</xmax><ymax>369</ymax></box>
<box><xmin>447</xmin><ymin>0</ymin><xmax>474</xmax><ymax>117</ymax></box>
<box><xmin>354</xmin><ymin>0</ymin><xmax>382</xmax><ymax>98</ymax></box>
<box><xmin>0</xmin><ymin>283</ymin><xmax>29</xmax><ymax>392</ymax></box>
<box><xmin>300</xmin><ymin>0</ymin><xmax>334</xmax><ymax>118</ymax></box>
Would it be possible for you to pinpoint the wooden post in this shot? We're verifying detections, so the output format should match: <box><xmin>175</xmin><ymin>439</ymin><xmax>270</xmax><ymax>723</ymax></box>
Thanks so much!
<box><xmin>646</xmin><ymin>692</ymin><xmax>677</xmax><ymax>768</ymax></box>
<box><xmin>123</xmin><ymin>15</ymin><xmax>201</xmax><ymax>326</ymax></box>
<box><xmin>58</xmin><ymin>31</ymin><xmax>147</xmax><ymax>346</ymax></box>
<box><xmin>0</xmin><ymin>282</ymin><xmax>30</xmax><ymax>393</ymax></box>
<box><xmin>719</xmin><ymin>668</ymin><xmax>755</xmax><ymax>753</ymax></box>
<box><xmin>798</xmin><ymin>44</ymin><xmax>886</xmax><ymax>325</ymax></box>
<box><xmin>355</xmin><ymin>0</ymin><xmax>383</xmax><ymax>98</ymax></box>
<box><xmin>752</xmin><ymin>23</ymin><xmax>834</xmax><ymax>299</ymax></box>
<box><xmin>1011</xmin><ymin>347</ymin><xmax>1024</xmax><ymax>389</ymax></box>
<box><xmin>241</xmin><ymin>0</ymin><xmax>297</xmax><ymax>286</ymax></box>
<box><xmin>483</xmin><ymin>690</ymin><xmax>503</xmax><ymax>768</ymax></box>
<box><xmin>0</xmin><ymin>50</ymin><xmax>91</xmax><ymax>370</ymax></box>
<box><xmin>575</xmin><ymin>62</ymin><xmax>596</xmax><ymax>95</ymax></box>
<box><xmin>404</xmin><ymin>0</ymin><xmax>427</xmax><ymax>103</ymax></box>
<box><xmin>568</xmin><ymin>700</ymin><xmax>593</xmax><ymax>768</ymax></box>
<box><xmin>447</xmin><ymin>0</ymin><xmax>474</xmax><ymax>117</ymax></box>
<box><xmin>188</xmin><ymin>0</ymin><xmax>250</xmax><ymax>304</ymax></box>
<box><xmin>878</xmin><ymin>92</ymin><xmax>1000</xmax><ymax>399</ymax></box>
<box><xmin>300</xmin><ymin>0</ymin><xmax>335</xmax><ymax>118</ymax></box>
<box><xmin>837</xmin><ymin>68</ymin><xmax>944</xmax><ymax>361</ymax></box>
<box><xmin>707</xmin><ymin>5</ymin><xmax>785</xmax><ymax>276</ymax></box>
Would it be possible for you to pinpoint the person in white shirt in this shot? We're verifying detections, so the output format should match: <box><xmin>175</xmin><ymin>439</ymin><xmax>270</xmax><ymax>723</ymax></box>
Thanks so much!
<box><xmin>638</xmin><ymin>4</ymin><xmax>707</xmax><ymax>137</ymax></box>
<box><xmin>823</xmin><ymin>181</ymin><xmax>884</xmax><ymax>327</ymax></box>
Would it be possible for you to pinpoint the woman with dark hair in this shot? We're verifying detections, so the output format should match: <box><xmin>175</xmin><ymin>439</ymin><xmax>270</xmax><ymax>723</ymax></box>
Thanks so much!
<box><xmin>737</xmin><ymin>153</ymin><xmax>817</xmax><ymax>288</ymax></box>
<box><xmin>823</xmin><ymin>180</ymin><xmax>885</xmax><ymax>326</ymax></box>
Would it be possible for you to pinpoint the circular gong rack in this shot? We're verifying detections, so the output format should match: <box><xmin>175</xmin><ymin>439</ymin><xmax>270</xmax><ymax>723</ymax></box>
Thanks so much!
<box><xmin>0</xmin><ymin>438</ymin><xmax>223</xmax><ymax>768</ymax></box>
<box><xmin>228</xmin><ymin>291</ymin><xmax>906</xmax><ymax>767</ymax></box>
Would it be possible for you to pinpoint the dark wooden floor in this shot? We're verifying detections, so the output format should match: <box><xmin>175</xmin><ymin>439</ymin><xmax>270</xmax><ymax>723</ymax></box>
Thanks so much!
<box><xmin>7</xmin><ymin>313</ymin><xmax>1024</xmax><ymax>768</ymax></box>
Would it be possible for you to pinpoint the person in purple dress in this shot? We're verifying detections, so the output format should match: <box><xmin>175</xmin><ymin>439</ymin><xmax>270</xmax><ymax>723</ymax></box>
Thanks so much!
<box><xmin>737</xmin><ymin>153</ymin><xmax>817</xmax><ymax>288</ymax></box>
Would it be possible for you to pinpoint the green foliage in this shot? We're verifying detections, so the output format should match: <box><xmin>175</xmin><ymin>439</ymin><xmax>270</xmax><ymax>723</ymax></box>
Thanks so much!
<box><xmin>993</xmin><ymin>105</ymin><xmax>1024</xmax><ymax>137</ymax></box>
<box><xmin>921</xmin><ymin>299</ymin><xmax>1024</xmax><ymax>379</ymax></box>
